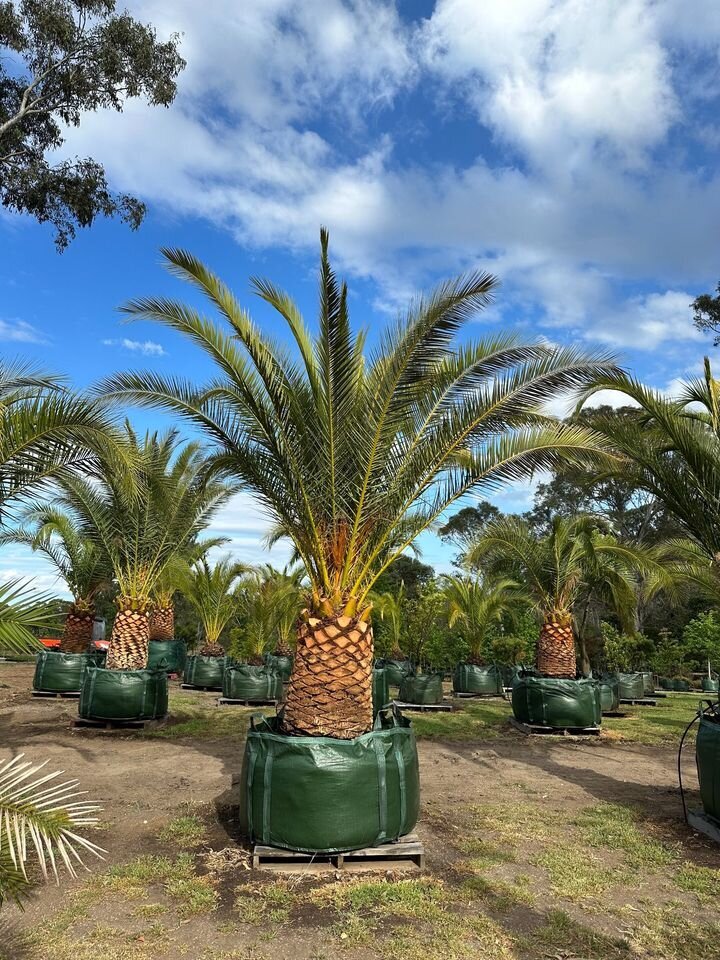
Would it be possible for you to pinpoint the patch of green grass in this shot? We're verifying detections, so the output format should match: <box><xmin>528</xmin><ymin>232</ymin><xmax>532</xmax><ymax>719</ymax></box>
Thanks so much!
<box><xmin>166</xmin><ymin>875</ymin><xmax>219</xmax><ymax>915</ymax></box>
<box><xmin>674</xmin><ymin>862</ymin><xmax>720</xmax><ymax>903</ymax></box>
<box><xmin>309</xmin><ymin>877</ymin><xmax>446</xmax><ymax>918</ymax></box>
<box><xmin>330</xmin><ymin>913</ymin><xmax>375</xmax><ymax>946</ymax></box>
<box><xmin>158</xmin><ymin>814</ymin><xmax>208</xmax><ymax>847</ymax></box>
<box><xmin>411</xmin><ymin>700</ymin><xmax>508</xmax><ymax>741</ymax></box>
<box><xmin>468</xmin><ymin>801</ymin><xmax>560</xmax><ymax>845</ymax></box>
<box><xmin>518</xmin><ymin>909</ymin><xmax>630</xmax><ymax>960</ymax></box>
<box><xmin>532</xmin><ymin>846</ymin><xmax>627</xmax><ymax>901</ymax></box>
<box><xmin>459</xmin><ymin>873</ymin><xmax>536</xmax><ymax>912</ymax></box>
<box><xmin>102</xmin><ymin>853</ymin><xmax>196</xmax><ymax>893</ymax></box>
<box><xmin>618</xmin><ymin>903</ymin><xmax>720</xmax><ymax>960</ymax></box>
<box><xmin>453</xmin><ymin>836</ymin><xmax>516</xmax><ymax>866</ymax></box>
<box><xmin>602</xmin><ymin>693</ymin><xmax>702</xmax><ymax>746</ymax></box>
<box><xmin>574</xmin><ymin>803</ymin><xmax>677</xmax><ymax>867</ymax></box>
<box><xmin>142</xmin><ymin>697</ymin><xmax>247</xmax><ymax>740</ymax></box>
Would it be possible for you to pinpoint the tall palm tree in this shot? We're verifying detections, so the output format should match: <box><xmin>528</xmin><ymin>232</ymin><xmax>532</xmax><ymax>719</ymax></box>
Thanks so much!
<box><xmin>441</xmin><ymin>574</ymin><xmax>519</xmax><ymax>664</ymax></box>
<box><xmin>97</xmin><ymin>230</ymin><xmax>619</xmax><ymax>737</ymax></box>
<box><xmin>55</xmin><ymin>427</ymin><xmax>234</xmax><ymax>670</ymax></box>
<box><xmin>467</xmin><ymin>515</ymin><xmax>672</xmax><ymax>677</ymax></box>
<box><xmin>181</xmin><ymin>557</ymin><xmax>245</xmax><ymax>656</ymax></box>
<box><xmin>0</xmin><ymin>509</ymin><xmax>110</xmax><ymax>652</ymax></box>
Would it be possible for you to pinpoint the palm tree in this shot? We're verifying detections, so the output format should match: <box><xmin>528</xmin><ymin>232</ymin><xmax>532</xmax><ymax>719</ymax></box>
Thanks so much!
<box><xmin>235</xmin><ymin>568</ymin><xmax>303</xmax><ymax>664</ymax></box>
<box><xmin>0</xmin><ymin>579</ymin><xmax>58</xmax><ymax>657</ymax></box>
<box><xmin>55</xmin><ymin>427</ymin><xmax>234</xmax><ymax>670</ymax></box>
<box><xmin>255</xmin><ymin>563</ymin><xmax>305</xmax><ymax>657</ymax></box>
<box><xmin>467</xmin><ymin>515</ymin><xmax>672</xmax><ymax>677</ymax></box>
<box><xmin>441</xmin><ymin>574</ymin><xmax>519</xmax><ymax>664</ymax></box>
<box><xmin>0</xmin><ymin>754</ymin><xmax>104</xmax><ymax>908</ymax></box>
<box><xmin>373</xmin><ymin>586</ymin><xmax>407</xmax><ymax>660</ymax></box>
<box><xmin>98</xmin><ymin>230</ymin><xmax>619</xmax><ymax>737</ymax></box>
<box><xmin>149</xmin><ymin>536</ymin><xmax>229</xmax><ymax>642</ymax></box>
<box><xmin>181</xmin><ymin>557</ymin><xmax>245</xmax><ymax>656</ymax></box>
<box><xmin>0</xmin><ymin>509</ymin><xmax>110</xmax><ymax>652</ymax></box>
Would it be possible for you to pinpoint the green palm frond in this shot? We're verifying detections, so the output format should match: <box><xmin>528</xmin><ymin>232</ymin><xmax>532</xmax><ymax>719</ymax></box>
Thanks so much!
<box><xmin>96</xmin><ymin>230</ymin><xmax>620</xmax><ymax>614</ymax></box>
<box><xmin>0</xmin><ymin>754</ymin><xmax>105</xmax><ymax>908</ymax></box>
<box><xmin>440</xmin><ymin>574</ymin><xmax>520</xmax><ymax>657</ymax></box>
<box><xmin>181</xmin><ymin>557</ymin><xmax>247</xmax><ymax>645</ymax></box>
<box><xmin>0</xmin><ymin>579</ymin><xmax>58</xmax><ymax>656</ymax></box>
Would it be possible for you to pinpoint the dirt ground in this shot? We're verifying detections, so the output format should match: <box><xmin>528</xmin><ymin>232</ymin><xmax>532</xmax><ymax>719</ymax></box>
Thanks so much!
<box><xmin>1</xmin><ymin>661</ymin><xmax>718</xmax><ymax>960</ymax></box>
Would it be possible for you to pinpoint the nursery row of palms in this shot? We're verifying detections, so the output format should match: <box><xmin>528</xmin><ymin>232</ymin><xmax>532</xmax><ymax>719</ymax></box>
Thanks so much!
<box><xmin>4</xmin><ymin>232</ymin><xmax>720</xmax><ymax>731</ymax></box>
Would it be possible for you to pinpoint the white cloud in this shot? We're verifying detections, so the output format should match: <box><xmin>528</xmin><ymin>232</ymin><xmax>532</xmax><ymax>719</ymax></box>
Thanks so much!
<box><xmin>0</xmin><ymin>318</ymin><xmax>48</xmax><ymax>344</ymax></box>
<box><xmin>102</xmin><ymin>338</ymin><xmax>166</xmax><ymax>356</ymax></box>
<box><xmin>589</xmin><ymin>290</ymin><xmax>701</xmax><ymax>349</ymax></box>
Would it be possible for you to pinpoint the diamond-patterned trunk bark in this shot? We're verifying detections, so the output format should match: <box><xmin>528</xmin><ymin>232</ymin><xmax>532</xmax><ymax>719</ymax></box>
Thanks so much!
<box><xmin>536</xmin><ymin>614</ymin><xmax>576</xmax><ymax>678</ymax></box>
<box><xmin>282</xmin><ymin>610</ymin><xmax>374</xmax><ymax>739</ymax></box>
<box><xmin>150</xmin><ymin>605</ymin><xmax>174</xmax><ymax>641</ymax></box>
<box><xmin>274</xmin><ymin>639</ymin><xmax>293</xmax><ymax>657</ymax></box>
<box><xmin>60</xmin><ymin>607</ymin><xmax>93</xmax><ymax>654</ymax></box>
<box><xmin>106</xmin><ymin>602</ymin><xmax>150</xmax><ymax>670</ymax></box>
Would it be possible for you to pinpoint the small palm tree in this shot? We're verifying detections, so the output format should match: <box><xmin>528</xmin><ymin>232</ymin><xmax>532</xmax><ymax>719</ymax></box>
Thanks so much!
<box><xmin>56</xmin><ymin>427</ymin><xmax>234</xmax><ymax>670</ymax></box>
<box><xmin>373</xmin><ymin>586</ymin><xmax>407</xmax><ymax>660</ymax></box>
<box><xmin>0</xmin><ymin>754</ymin><xmax>104</xmax><ymax>908</ymax></box>
<box><xmin>181</xmin><ymin>557</ymin><xmax>245</xmax><ymax>656</ymax></box>
<box><xmin>236</xmin><ymin>568</ymin><xmax>303</xmax><ymax>664</ymax></box>
<box><xmin>1</xmin><ymin>509</ymin><xmax>110</xmax><ymax>652</ymax></box>
<box><xmin>441</xmin><ymin>574</ymin><xmax>519</xmax><ymax>664</ymax></box>
<box><xmin>467</xmin><ymin>515</ymin><xmax>672</xmax><ymax>677</ymax></box>
<box><xmin>256</xmin><ymin>564</ymin><xmax>305</xmax><ymax>656</ymax></box>
<box><xmin>99</xmin><ymin>230</ymin><xmax>619</xmax><ymax>736</ymax></box>
<box><xmin>149</xmin><ymin>536</ymin><xmax>229</xmax><ymax>642</ymax></box>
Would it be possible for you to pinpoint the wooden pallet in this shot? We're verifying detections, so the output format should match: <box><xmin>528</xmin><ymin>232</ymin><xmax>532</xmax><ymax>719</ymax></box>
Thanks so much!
<box><xmin>31</xmin><ymin>690</ymin><xmax>80</xmax><ymax>699</ymax></box>
<box><xmin>602</xmin><ymin>710</ymin><xmax>628</xmax><ymax>718</ymax></box>
<box><xmin>619</xmin><ymin>697</ymin><xmax>657</xmax><ymax>706</ymax></box>
<box><xmin>392</xmin><ymin>700</ymin><xmax>454</xmax><ymax>713</ymax></box>
<box><xmin>453</xmin><ymin>691</ymin><xmax>503</xmax><ymax>699</ymax></box>
<box><xmin>510</xmin><ymin>717</ymin><xmax>601</xmax><ymax>737</ymax></box>
<box><xmin>217</xmin><ymin>697</ymin><xmax>278</xmax><ymax>707</ymax></box>
<box><xmin>252</xmin><ymin>833</ymin><xmax>425</xmax><ymax>873</ymax></box>
<box><xmin>72</xmin><ymin>715</ymin><xmax>168</xmax><ymax>731</ymax></box>
<box><xmin>180</xmin><ymin>683</ymin><xmax>221</xmax><ymax>692</ymax></box>
<box><xmin>651</xmin><ymin>692</ymin><xmax>668</xmax><ymax>698</ymax></box>
<box><xmin>688</xmin><ymin>810</ymin><xmax>720</xmax><ymax>844</ymax></box>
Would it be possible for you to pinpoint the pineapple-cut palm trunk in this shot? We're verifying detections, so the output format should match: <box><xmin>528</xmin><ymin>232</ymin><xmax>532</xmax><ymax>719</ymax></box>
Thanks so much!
<box><xmin>60</xmin><ymin>606</ymin><xmax>93</xmax><ymax>654</ymax></box>
<box><xmin>106</xmin><ymin>600</ymin><xmax>150</xmax><ymax>670</ymax></box>
<box><xmin>536</xmin><ymin>613</ymin><xmax>576</xmax><ymax>678</ymax></box>
<box><xmin>150</xmin><ymin>604</ymin><xmax>174</xmax><ymax>641</ymax></box>
<box><xmin>274</xmin><ymin>639</ymin><xmax>293</xmax><ymax>657</ymax></box>
<box><xmin>282</xmin><ymin>610</ymin><xmax>374</xmax><ymax>739</ymax></box>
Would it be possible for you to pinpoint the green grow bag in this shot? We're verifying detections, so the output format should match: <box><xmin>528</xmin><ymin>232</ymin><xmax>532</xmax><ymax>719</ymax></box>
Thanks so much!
<box><xmin>398</xmin><ymin>672</ymin><xmax>444</xmax><ymax>705</ymax></box>
<box><xmin>641</xmin><ymin>671</ymin><xmax>655</xmax><ymax>696</ymax></box>
<box><xmin>702</xmin><ymin>678</ymin><xmax>719</xmax><ymax>693</ymax></box>
<box><xmin>79</xmin><ymin>664</ymin><xmax>168</xmax><ymax>721</ymax></box>
<box><xmin>240</xmin><ymin>709</ymin><xmax>420</xmax><ymax>852</ymax></box>
<box><xmin>376</xmin><ymin>658</ymin><xmax>413</xmax><ymax>686</ymax></box>
<box><xmin>599</xmin><ymin>677</ymin><xmax>619</xmax><ymax>713</ymax></box>
<box><xmin>674</xmin><ymin>679</ymin><xmax>691</xmax><ymax>692</ymax></box>
<box><xmin>453</xmin><ymin>663</ymin><xmax>503</xmax><ymax>695</ymax></box>
<box><xmin>146</xmin><ymin>639</ymin><xmax>187</xmax><ymax>675</ymax></box>
<box><xmin>696</xmin><ymin>715</ymin><xmax>720</xmax><ymax>822</ymax></box>
<box><xmin>184</xmin><ymin>655</ymin><xmax>226</xmax><ymax>689</ymax></box>
<box><xmin>660</xmin><ymin>677</ymin><xmax>673</xmax><ymax>690</ymax></box>
<box><xmin>372</xmin><ymin>668</ymin><xmax>390</xmax><ymax>717</ymax></box>
<box><xmin>223</xmin><ymin>664</ymin><xmax>282</xmax><ymax>701</ymax></box>
<box><xmin>33</xmin><ymin>650</ymin><xmax>101</xmax><ymax>693</ymax></box>
<box><xmin>616</xmin><ymin>672</ymin><xmax>645</xmax><ymax>699</ymax></box>
<box><xmin>512</xmin><ymin>677</ymin><xmax>601</xmax><ymax>729</ymax></box>
<box><xmin>263</xmin><ymin>654</ymin><xmax>293</xmax><ymax>682</ymax></box>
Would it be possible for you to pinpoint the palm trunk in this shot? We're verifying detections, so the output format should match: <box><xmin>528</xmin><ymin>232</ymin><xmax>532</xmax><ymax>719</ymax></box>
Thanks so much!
<box><xmin>282</xmin><ymin>608</ymin><xmax>374</xmax><ymax>739</ymax></box>
<box><xmin>274</xmin><ymin>639</ymin><xmax>292</xmax><ymax>657</ymax></box>
<box><xmin>536</xmin><ymin>612</ymin><xmax>576</xmax><ymax>679</ymax></box>
<box><xmin>106</xmin><ymin>597</ymin><xmax>150</xmax><ymax>670</ymax></box>
<box><xmin>59</xmin><ymin>605</ymin><xmax>93</xmax><ymax>654</ymax></box>
<box><xmin>150</xmin><ymin>604</ymin><xmax>174</xmax><ymax>641</ymax></box>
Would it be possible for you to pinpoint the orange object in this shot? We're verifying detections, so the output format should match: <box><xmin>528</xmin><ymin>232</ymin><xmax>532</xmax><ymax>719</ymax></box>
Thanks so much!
<box><xmin>39</xmin><ymin>637</ymin><xmax>61</xmax><ymax>649</ymax></box>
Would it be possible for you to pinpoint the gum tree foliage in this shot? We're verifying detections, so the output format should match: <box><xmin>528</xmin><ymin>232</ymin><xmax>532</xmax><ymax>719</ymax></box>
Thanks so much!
<box><xmin>692</xmin><ymin>282</ymin><xmax>720</xmax><ymax>346</ymax></box>
<box><xmin>0</xmin><ymin>0</ymin><xmax>184</xmax><ymax>248</ymax></box>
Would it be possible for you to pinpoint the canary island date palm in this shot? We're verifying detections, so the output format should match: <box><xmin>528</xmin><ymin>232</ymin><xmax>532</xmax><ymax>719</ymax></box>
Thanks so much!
<box><xmin>0</xmin><ymin>509</ymin><xmax>110</xmax><ymax>652</ymax></box>
<box><xmin>235</xmin><ymin>567</ymin><xmax>304</xmax><ymax>664</ymax></box>
<box><xmin>180</xmin><ymin>557</ymin><xmax>245</xmax><ymax>657</ymax></box>
<box><xmin>441</xmin><ymin>574</ymin><xmax>519</xmax><ymax>664</ymax></box>
<box><xmin>467</xmin><ymin>515</ymin><xmax>673</xmax><ymax>677</ymax></box>
<box><xmin>255</xmin><ymin>563</ymin><xmax>305</xmax><ymax>657</ymax></box>
<box><xmin>56</xmin><ymin>427</ymin><xmax>234</xmax><ymax>670</ymax></box>
<box><xmin>98</xmin><ymin>230</ymin><xmax>620</xmax><ymax>737</ymax></box>
<box><xmin>373</xmin><ymin>586</ymin><xmax>408</xmax><ymax>660</ymax></box>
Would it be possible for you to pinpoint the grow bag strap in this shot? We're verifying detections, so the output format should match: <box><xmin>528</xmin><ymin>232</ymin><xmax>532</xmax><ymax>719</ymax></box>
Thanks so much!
<box><xmin>35</xmin><ymin>649</ymin><xmax>47</xmax><ymax>687</ymax></box>
<box><xmin>373</xmin><ymin>736</ymin><xmax>388</xmax><ymax>843</ymax></box>
<box><xmin>84</xmin><ymin>663</ymin><xmax>99</xmax><ymax>714</ymax></box>
<box><xmin>375</xmin><ymin>703</ymin><xmax>403</xmax><ymax>729</ymax></box>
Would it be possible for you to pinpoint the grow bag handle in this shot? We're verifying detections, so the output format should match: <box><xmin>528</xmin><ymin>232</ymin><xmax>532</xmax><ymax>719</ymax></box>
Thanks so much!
<box><xmin>375</xmin><ymin>703</ymin><xmax>404</xmax><ymax>729</ymax></box>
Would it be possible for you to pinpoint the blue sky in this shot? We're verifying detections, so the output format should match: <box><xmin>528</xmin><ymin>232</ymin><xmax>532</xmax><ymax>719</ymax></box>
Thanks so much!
<box><xmin>2</xmin><ymin>0</ymin><xmax>720</xmax><ymax>594</ymax></box>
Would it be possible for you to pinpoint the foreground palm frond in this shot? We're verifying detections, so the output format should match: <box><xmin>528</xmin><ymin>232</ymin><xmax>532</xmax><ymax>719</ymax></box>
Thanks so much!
<box><xmin>0</xmin><ymin>579</ymin><xmax>58</xmax><ymax>656</ymax></box>
<box><xmin>95</xmin><ymin>230</ymin><xmax>621</xmax><ymax>735</ymax></box>
<box><xmin>0</xmin><ymin>754</ymin><xmax>105</xmax><ymax>908</ymax></box>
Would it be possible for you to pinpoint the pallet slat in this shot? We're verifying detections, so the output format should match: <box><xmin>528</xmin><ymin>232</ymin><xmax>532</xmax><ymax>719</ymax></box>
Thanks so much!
<box><xmin>510</xmin><ymin>717</ymin><xmax>601</xmax><ymax>737</ymax></box>
<box><xmin>72</xmin><ymin>715</ymin><xmax>168</xmax><ymax>731</ymax></box>
<box><xmin>619</xmin><ymin>698</ymin><xmax>657</xmax><ymax>706</ymax></box>
<box><xmin>217</xmin><ymin>697</ymin><xmax>277</xmax><ymax>706</ymax></box>
<box><xmin>391</xmin><ymin>700</ymin><xmax>454</xmax><ymax>713</ymax></box>
<box><xmin>180</xmin><ymin>683</ymin><xmax>221</xmax><ymax>692</ymax></box>
<box><xmin>688</xmin><ymin>810</ymin><xmax>720</xmax><ymax>844</ymax></box>
<box><xmin>252</xmin><ymin>833</ymin><xmax>424</xmax><ymax>872</ymax></box>
<box><xmin>31</xmin><ymin>690</ymin><xmax>80</xmax><ymax>699</ymax></box>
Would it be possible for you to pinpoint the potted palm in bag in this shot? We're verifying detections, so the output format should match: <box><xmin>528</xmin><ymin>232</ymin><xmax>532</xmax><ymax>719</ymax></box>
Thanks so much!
<box><xmin>102</xmin><ymin>229</ymin><xmax>619</xmax><ymax>851</ymax></box>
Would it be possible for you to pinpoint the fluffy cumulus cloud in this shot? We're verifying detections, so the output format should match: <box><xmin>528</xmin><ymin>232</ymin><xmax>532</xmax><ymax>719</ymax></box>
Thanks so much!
<box><xmin>102</xmin><ymin>338</ymin><xmax>166</xmax><ymax>356</ymax></box>
<box><xmin>59</xmin><ymin>0</ymin><xmax>720</xmax><ymax>355</ymax></box>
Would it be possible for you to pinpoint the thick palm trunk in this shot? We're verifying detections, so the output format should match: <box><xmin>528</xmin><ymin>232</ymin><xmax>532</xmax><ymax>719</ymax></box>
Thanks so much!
<box><xmin>106</xmin><ymin>598</ymin><xmax>150</xmax><ymax>670</ymax></box>
<box><xmin>150</xmin><ymin>604</ymin><xmax>174</xmax><ymax>641</ymax></box>
<box><xmin>274</xmin><ymin>639</ymin><xmax>293</xmax><ymax>657</ymax></box>
<box><xmin>536</xmin><ymin>613</ymin><xmax>576</xmax><ymax>678</ymax></box>
<box><xmin>282</xmin><ymin>609</ymin><xmax>374</xmax><ymax>739</ymax></box>
<box><xmin>59</xmin><ymin>605</ymin><xmax>93</xmax><ymax>654</ymax></box>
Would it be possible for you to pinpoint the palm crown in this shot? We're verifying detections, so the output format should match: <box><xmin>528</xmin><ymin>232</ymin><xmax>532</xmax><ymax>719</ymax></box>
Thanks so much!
<box><xmin>441</xmin><ymin>574</ymin><xmax>519</xmax><ymax>661</ymax></box>
<box><xmin>181</xmin><ymin>557</ymin><xmax>245</xmax><ymax>648</ymax></box>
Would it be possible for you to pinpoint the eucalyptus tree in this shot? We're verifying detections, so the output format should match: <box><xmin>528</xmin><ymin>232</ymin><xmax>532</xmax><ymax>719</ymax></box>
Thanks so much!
<box><xmin>55</xmin><ymin>427</ymin><xmax>233</xmax><ymax>669</ymax></box>
<box><xmin>468</xmin><ymin>515</ymin><xmax>673</xmax><ymax>677</ymax></box>
<box><xmin>98</xmin><ymin>230</ymin><xmax>619</xmax><ymax>737</ymax></box>
<box><xmin>0</xmin><ymin>509</ymin><xmax>110</xmax><ymax>652</ymax></box>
